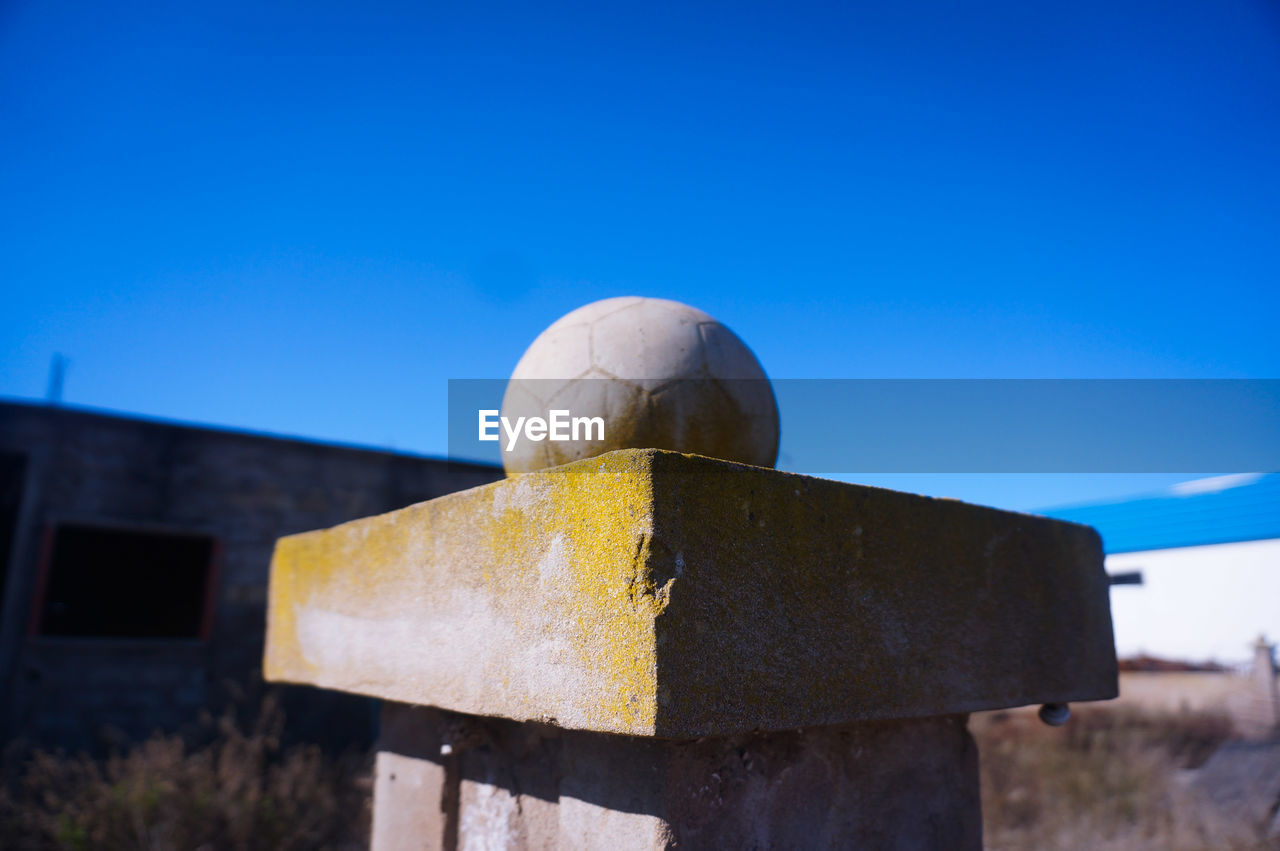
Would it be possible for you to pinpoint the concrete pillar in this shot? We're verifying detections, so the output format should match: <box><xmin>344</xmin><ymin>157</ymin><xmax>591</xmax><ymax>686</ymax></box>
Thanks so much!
<box><xmin>372</xmin><ymin>703</ymin><xmax>981</xmax><ymax>849</ymax></box>
<box><xmin>1253</xmin><ymin>635</ymin><xmax>1280</xmax><ymax>731</ymax></box>
<box><xmin>264</xmin><ymin>449</ymin><xmax>1118</xmax><ymax>850</ymax></box>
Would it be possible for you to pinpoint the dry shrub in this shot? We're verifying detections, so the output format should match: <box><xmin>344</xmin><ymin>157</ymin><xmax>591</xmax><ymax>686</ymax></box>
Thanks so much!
<box><xmin>974</xmin><ymin>705</ymin><xmax>1268</xmax><ymax>851</ymax></box>
<box><xmin>3</xmin><ymin>699</ymin><xmax>1265</xmax><ymax>850</ymax></box>
<box><xmin>0</xmin><ymin>695</ymin><xmax>369</xmax><ymax>851</ymax></box>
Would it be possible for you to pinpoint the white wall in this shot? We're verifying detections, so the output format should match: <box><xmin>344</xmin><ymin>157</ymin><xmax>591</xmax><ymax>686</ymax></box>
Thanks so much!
<box><xmin>1106</xmin><ymin>538</ymin><xmax>1280</xmax><ymax>664</ymax></box>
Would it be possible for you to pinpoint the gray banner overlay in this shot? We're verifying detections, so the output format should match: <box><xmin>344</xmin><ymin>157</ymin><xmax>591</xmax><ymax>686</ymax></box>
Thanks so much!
<box><xmin>448</xmin><ymin>379</ymin><xmax>1280</xmax><ymax>473</ymax></box>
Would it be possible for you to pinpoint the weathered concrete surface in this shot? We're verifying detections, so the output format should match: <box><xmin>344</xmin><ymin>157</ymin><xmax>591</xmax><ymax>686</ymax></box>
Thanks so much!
<box><xmin>265</xmin><ymin>448</ymin><xmax>1117</xmax><ymax>737</ymax></box>
<box><xmin>371</xmin><ymin>705</ymin><xmax>450</xmax><ymax>850</ymax></box>
<box><xmin>372</xmin><ymin>701</ymin><xmax>981</xmax><ymax>850</ymax></box>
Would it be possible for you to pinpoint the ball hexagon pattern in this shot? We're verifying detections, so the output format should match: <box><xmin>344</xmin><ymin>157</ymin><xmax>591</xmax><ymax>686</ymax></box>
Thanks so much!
<box><xmin>500</xmin><ymin>296</ymin><xmax>779</xmax><ymax>475</ymax></box>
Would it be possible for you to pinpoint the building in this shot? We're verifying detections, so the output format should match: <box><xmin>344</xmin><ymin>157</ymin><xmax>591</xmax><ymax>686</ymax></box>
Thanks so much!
<box><xmin>0</xmin><ymin>399</ymin><xmax>501</xmax><ymax>750</ymax></box>
<box><xmin>1043</xmin><ymin>472</ymin><xmax>1280</xmax><ymax>664</ymax></box>
<box><xmin>1043</xmin><ymin>473</ymin><xmax>1280</xmax><ymax>734</ymax></box>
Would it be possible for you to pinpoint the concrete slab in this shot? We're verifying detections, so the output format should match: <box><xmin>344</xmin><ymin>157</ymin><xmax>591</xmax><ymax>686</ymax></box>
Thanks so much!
<box><xmin>265</xmin><ymin>449</ymin><xmax>1116</xmax><ymax>737</ymax></box>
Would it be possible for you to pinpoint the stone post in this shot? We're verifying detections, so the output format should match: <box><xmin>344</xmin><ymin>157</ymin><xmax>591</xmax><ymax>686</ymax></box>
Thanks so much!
<box><xmin>264</xmin><ymin>449</ymin><xmax>1117</xmax><ymax>849</ymax></box>
<box><xmin>1253</xmin><ymin>636</ymin><xmax>1280</xmax><ymax>732</ymax></box>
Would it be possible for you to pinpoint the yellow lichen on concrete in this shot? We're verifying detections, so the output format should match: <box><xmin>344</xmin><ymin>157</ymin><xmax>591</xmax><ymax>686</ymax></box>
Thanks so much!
<box><xmin>479</xmin><ymin>451</ymin><xmax>662</xmax><ymax>731</ymax></box>
<box><xmin>265</xmin><ymin>449</ymin><xmax>667</xmax><ymax>735</ymax></box>
<box><xmin>265</xmin><ymin>494</ymin><xmax>443</xmax><ymax>683</ymax></box>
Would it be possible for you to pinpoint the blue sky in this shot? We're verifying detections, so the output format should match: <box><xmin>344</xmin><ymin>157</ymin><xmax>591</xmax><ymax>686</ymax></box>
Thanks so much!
<box><xmin>3</xmin><ymin>0</ymin><xmax>1278</xmax><ymax>510</ymax></box>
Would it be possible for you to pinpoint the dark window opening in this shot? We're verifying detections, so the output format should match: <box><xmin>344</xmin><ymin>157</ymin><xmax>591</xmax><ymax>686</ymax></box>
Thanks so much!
<box><xmin>39</xmin><ymin>524</ymin><xmax>214</xmax><ymax>638</ymax></box>
<box><xmin>0</xmin><ymin>451</ymin><xmax>26</xmax><ymax>612</ymax></box>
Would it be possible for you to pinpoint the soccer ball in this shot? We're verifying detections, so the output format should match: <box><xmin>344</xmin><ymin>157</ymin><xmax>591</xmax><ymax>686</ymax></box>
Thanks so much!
<box><xmin>500</xmin><ymin>296</ymin><xmax>779</xmax><ymax>475</ymax></box>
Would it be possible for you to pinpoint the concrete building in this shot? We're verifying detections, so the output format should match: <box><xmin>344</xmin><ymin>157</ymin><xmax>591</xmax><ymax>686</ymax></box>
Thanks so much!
<box><xmin>0</xmin><ymin>399</ymin><xmax>501</xmax><ymax>751</ymax></box>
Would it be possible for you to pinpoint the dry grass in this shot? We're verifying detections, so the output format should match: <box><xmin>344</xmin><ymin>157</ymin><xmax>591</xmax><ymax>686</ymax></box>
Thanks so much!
<box><xmin>974</xmin><ymin>705</ymin><xmax>1271</xmax><ymax>850</ymax></box>
<box><xmin>0</xmin><ymin>700</ymin><xmax>1270</xmax><ymax>849</ymax></box>
<box><xmin>0</xmin><ymin>696</ymin><xmax>370</xmax><ymax>851</ymax></box>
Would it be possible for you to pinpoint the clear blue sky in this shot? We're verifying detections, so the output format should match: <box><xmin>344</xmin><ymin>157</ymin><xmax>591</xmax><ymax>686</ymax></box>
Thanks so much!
<box><xmin>3</xmin><ymin>0</ymin><xmax>1278</xmax><ymax>510</ymax></box>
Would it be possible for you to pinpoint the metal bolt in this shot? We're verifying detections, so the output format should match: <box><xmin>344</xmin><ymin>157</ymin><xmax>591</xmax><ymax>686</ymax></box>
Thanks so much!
<box><xmin>1038</xmin><ymin>702</ymin><xmax>1070</xmax><ymax>726</ymax></box>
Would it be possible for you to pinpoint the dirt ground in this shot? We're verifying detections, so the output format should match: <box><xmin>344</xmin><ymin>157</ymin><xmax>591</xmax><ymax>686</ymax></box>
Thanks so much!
<box><xmin>974</xmin><ymin>706</ymin><xmax>1280</xmax><ymax>850</ymax></box>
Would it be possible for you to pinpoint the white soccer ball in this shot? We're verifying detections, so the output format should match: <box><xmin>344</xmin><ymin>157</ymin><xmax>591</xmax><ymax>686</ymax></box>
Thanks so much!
<box><xmin>500</xmin><ymin>296</ymin><xmax>779</xmax><ymax>475</ymax></box>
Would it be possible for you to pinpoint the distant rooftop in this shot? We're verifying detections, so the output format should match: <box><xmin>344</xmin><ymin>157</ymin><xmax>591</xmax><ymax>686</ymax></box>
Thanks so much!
<box><xmin>0</xmin><ymin>396</ymin><xmax>497</xmax><ymax>470</ymax></box>
<box><xmin>1040</xmin><ymin>473</ymin><xmax>1280</xmax><ymax>554</ymax></box>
